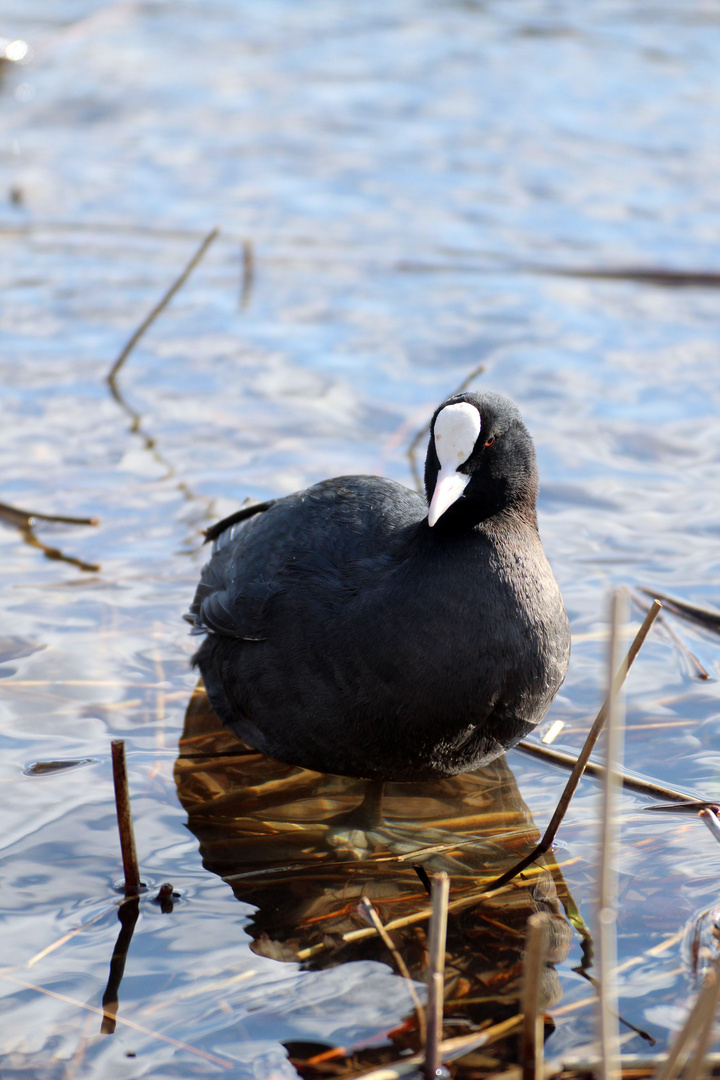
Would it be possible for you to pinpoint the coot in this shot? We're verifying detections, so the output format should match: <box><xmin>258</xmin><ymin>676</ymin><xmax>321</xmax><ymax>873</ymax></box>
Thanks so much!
<box><xmin>185</xmin><ymin>391</ymin><xmax>570</xmax><ymax>780</ymax></box>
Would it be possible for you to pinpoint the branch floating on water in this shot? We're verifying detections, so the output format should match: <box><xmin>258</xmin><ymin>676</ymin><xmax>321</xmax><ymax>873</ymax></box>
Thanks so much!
<box><xmin>107</xmin><ymin>226</ymin><xmax>219</xmax><ymax>386</ymax></box>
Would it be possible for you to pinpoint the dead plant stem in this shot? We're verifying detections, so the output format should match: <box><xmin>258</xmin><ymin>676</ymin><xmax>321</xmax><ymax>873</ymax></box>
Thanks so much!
<box><xmin>111</xmin><ymin>740</ymin><xmax>141</xmax><ymax>894</ymax></box>
<box><xmin>484</xmin><ymin>600</ymin><xmax>661</xmax><ymax>893</ymax></box>
<box><xmin>108</xmin><ymin>227</ymin><xmax>219</xmax><ymax>385</ymax></box>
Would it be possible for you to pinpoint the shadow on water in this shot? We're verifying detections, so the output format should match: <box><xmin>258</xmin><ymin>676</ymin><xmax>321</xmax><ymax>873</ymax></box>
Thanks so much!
<box><xmin>174</xmin><ymin>683</ymin><xmax>576</xmax><ymax>1069</ymax></box>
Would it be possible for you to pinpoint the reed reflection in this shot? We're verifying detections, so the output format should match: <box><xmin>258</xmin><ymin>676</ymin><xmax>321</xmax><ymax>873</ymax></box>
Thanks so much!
<box><xmin>175</xmin><ymin>683</ymin><xmax>575</xmax><ymax>1044</ymax></box>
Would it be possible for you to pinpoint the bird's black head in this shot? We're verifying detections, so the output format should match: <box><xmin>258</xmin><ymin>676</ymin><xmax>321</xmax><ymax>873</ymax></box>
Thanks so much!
<box><xmin>423</xmin><ymin>391</ymin><xmax>539</xmax><ymax>528</ymax></box>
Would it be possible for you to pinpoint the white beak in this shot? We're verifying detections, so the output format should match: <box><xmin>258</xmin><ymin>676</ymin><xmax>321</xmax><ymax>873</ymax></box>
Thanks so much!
<box><xmin>427</xmin><ymin>467</ymin><xmax>471</xmax><ymax>527</ymax></box>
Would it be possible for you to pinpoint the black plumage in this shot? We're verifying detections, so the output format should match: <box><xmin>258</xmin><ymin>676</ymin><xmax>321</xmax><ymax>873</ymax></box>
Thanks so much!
<box><xmin>185</xmin><ymin>391</ymin><xmax>570</xmax><ymax>780</ymax></box>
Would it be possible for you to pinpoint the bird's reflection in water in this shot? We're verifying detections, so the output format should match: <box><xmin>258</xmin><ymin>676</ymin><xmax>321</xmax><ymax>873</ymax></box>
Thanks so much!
<box><xmin>175</xmin><ymin>683</ymin><xmax>574</xmax><ymax>1051</ymax></box>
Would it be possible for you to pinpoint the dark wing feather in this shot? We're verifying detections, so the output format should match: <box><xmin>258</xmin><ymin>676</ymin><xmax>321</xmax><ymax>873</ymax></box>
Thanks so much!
<box><xmin>185</xmin><ymin>499</ymin><xmax>276</xmax><ymax>638</ymax></box>
<box><xmin>203</xmin><ymin>499</ymin><xmax>275</xmax><ymax>544</ymax></box>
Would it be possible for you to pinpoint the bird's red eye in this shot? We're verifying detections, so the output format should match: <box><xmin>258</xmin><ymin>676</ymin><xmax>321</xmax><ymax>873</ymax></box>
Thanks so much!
<box><xmin>484</xmin><ymin>436</ymin><xmax>495</xmax><ymax>447</ymax></box>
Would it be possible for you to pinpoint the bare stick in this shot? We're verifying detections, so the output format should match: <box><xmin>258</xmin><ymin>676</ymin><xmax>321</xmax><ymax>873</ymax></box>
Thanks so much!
<box><xmin>18</xmin><ymin>524</ymin><xmax>101</xmax><ymax>574</ymax></box>
<box><xmin>522</xmin><ymin>912</ymin><xmax>550</xmax><ymax>1080</ymax></box>
<box><xmin>699</xmin><ymin>808</ymin><xmax>720</xmax><ymax>847</ymax></box>
<box><xmin>598</xmin><ymin>590</ymin><xmax>628</xmax><ymax>1080</ymax></box>
<box><xmin>516</xmin><ymin>742</ymin><xmax>708</xmax><ymax>807</ymax></box>
<box><xmin>484</xmin><ymin>600</ymin><xmax>661</xmax><ymax>893</ymax></box>
<box><xmin>111</xmin><ymin>740</ymin><xmax>141</xmax><ymax>894</ymax></box>
<box><xmin>108</xmin><ymin>227</ymin><xmax>219</xmax><ymax>385</ymax></box>
<box><xmin>240</xmin><ymin>239</ymin><xmax>255</xmax><ymax>309</ymax></box>
<box><xmin>425</xmin><ymin>872</ymin><xmax>449</xmax><ymax>1080</ymax></box>
<box><xmin>638</xmin><ymin>587</ymin><xmax>720</xmax><ymax>635</ymax></box>
<box><xmin>0</xmin><ymin>499</ymin><xmax>98</xmax><ymax>529</ymax></box>
<box><xmin>359</xmin><ymin>897</ymin><xmax>426</xmax><ymax>1043</ymax></box>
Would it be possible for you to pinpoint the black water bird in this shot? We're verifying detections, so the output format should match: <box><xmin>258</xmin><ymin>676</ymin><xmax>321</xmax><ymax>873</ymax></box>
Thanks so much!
<box><xmin>185</xmin><ymin>392</ymin><xmax>570</xmax><ymax>780</ymax></box>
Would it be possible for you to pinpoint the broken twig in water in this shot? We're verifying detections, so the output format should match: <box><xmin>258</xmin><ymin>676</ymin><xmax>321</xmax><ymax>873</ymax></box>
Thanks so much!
<box><xmin>598</xmin><ymin>590</ymin><xmax>628</xmax><ymax>1080</ymax></box>
<box><xmin>425</xmin><ymin>871</ymin><xmax>450</xmax><ymax>1080</ymax></box>
<box><xmin>111</xmin><ymin>740</ymin><xmax>141</xmax><ymax>895</ymax></box>
<box><xmin>108</xmin><ymin>227</ymin><xmax>219</xmax><ymax>386</ymax></box>
<box><xmin>358</xmin><ymin>897</ymin><xmax>426</xmax><ymax>1044</ymax></box>
<box><xmin>484</xmin><ymin>599</ymin><xmax>661</xmax><ymax>894</ymax></box>
<box><xmin>17</xmin><ymin>523</ymin><xmax>100</xmax><ymax>573</ymax></box>
<box><xmin>0</xmin><ymin>499</ymin><xmax>98</xmax><ymax>529</ymax></box>
<box><xmin>0</xmin><ymin>499</ymin><xmax>100</xmax><ymax>571</ymax></box>
<box><xmin>522</xmin><ymin>911</ymin><xmax>550</xmax><ymax>1080</ymax></box>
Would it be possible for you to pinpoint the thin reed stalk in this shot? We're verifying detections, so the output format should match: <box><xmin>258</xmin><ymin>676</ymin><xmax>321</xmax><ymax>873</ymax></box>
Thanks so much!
<box><xmin>522</xmin><ymin>912</ymin><xmax>551</xmax><ymax>1080</ymax></box>
<box><xmin>598</xmin><ymin>590</ymin><xmax>628</xmax><ymax>1080</ymax></box>
<box><xmin>425</xmin><ymin>872</ymin><xmax>450</xmax><ymax>1080</ymax></box>
<box><xmin>699</xmin><ymin>808</ymin><xmax>720</xmax><ymax>847</ymax></box>
<box><xmin>111</xmin><ymin>740</ymin><xmax>141</xmax><ymax>894</ymax></box>
<box><xmin>358</xmin><ymin>897</ymin><xmax>426</xmax><ymax>1044</ymax></box>
<box><xmin>516</xmin><ymin>742</ymin><xmax>708</xmax><ymax>807</ymax></box>
<box><xmin>484</xmin><ymin>600</ymin><xmax>661</xmax><ymax>894</ymax></box>
<box><xmin>655</xmin><ymin>964</ymin><xmax>720</xmax><ymax>1080</ymax></box>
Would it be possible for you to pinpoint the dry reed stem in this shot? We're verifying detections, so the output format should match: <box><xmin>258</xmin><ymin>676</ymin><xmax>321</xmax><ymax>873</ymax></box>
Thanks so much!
<box><xmin>699</xmin><ymin>809</ymin><xmax>720</xmax><ymax>847</ymax></box>
<box><xmin>347</xmin><ymin>1014</ymin><xmax>524</xmax><ymax>1080</ymax></box>
<box><xmin>111</xmin><ymin>740</ymin><xmax>141</xmax><ymax>893</ymax></box>
<box><xmin>425</xmin><ymin>871</ymin><xmax>450</xmax><ymax>1080</ymax></box>
<box><xmin>685</xmin><ymin>968</ymin><xmax>720</xmax><ymax>1080</ymax></box>
<box><xmin>654</xmin><ymin>964</ymin><xmax>720</xmax><ymax>1080</ymax></box>
<box><xmin>638</xmin><ymin>589</ymin><xmax>720</xmax><ymax>634</ymax></box>
<box><xmin>0</xmin><ymin>972</ymin><xmax>232</xmax><ymax>1068</ymax></box>
<box><xmin>108</xmin><ymin>227</ymin><xmax>219</xmax><ymax>384</ymax></box>
<box><xmin>17</xmin><ymin>524</ymin><xmax>100</xmax><ymax>573</ymax></box>
<box><xmin>27</xmin><ymin>906</ymin><xmax>115</xmax><ymax>968</ymax></box>
<box><xmin>485</xmin><ymin>600</ymin><xmax>662</xmax><ymax>894</ymax></box>
<box><xmin>358</xmin><ymin>897</ymin><xmax>426</xmax><ymax>1044</ymax></box>
<box><xmin>598</xmin><ymin>590</ymin><xmax>629</xmax><ymax>1080</ymax></box>
<box><xmin>240</xmin><ymin>239</ymin><xmax>255</xmax><ymax>309</ymax></box>
<box><xmin>516</xmin><ymin>743</ymin><xmax>707</xmax><ymax>807</ymax></box>
<box><xmin>295</xmin><ymin>857</ymin><xmax>584</xmax><ymax>961</ymax></box>
<box><xmin>523</xmin><ymin>912</ymin><xmax>551</xmax><ymax>1080</ymax></box>
<box><xmin>0</xmin><ymin>499</ymin><xmax>98</xmax><ymax>528</ymax></box>
<box><xmin>630</xmin><ymin>588</ymin><xmax>709</xmax><ymax>680</ymax></box>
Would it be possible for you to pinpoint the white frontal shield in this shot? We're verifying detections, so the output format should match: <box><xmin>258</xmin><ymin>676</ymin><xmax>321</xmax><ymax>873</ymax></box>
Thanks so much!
<box><xmin>427</xmin><ymin>402</ymin><xmax>481</xmax><ymax>527</ymax></box>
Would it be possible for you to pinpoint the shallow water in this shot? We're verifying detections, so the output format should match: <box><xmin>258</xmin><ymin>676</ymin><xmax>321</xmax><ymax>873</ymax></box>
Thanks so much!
<box><xmin>2</xmin><ymin>1</ymin><xmax>720</xmax><ymax>1076</ymax></box>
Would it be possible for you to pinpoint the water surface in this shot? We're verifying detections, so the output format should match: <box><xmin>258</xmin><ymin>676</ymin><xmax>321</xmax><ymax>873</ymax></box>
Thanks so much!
<box><xmin>2</xmin><ymin>1</ymin><xmax>720</xmax><ymax>1076</ymax></box>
